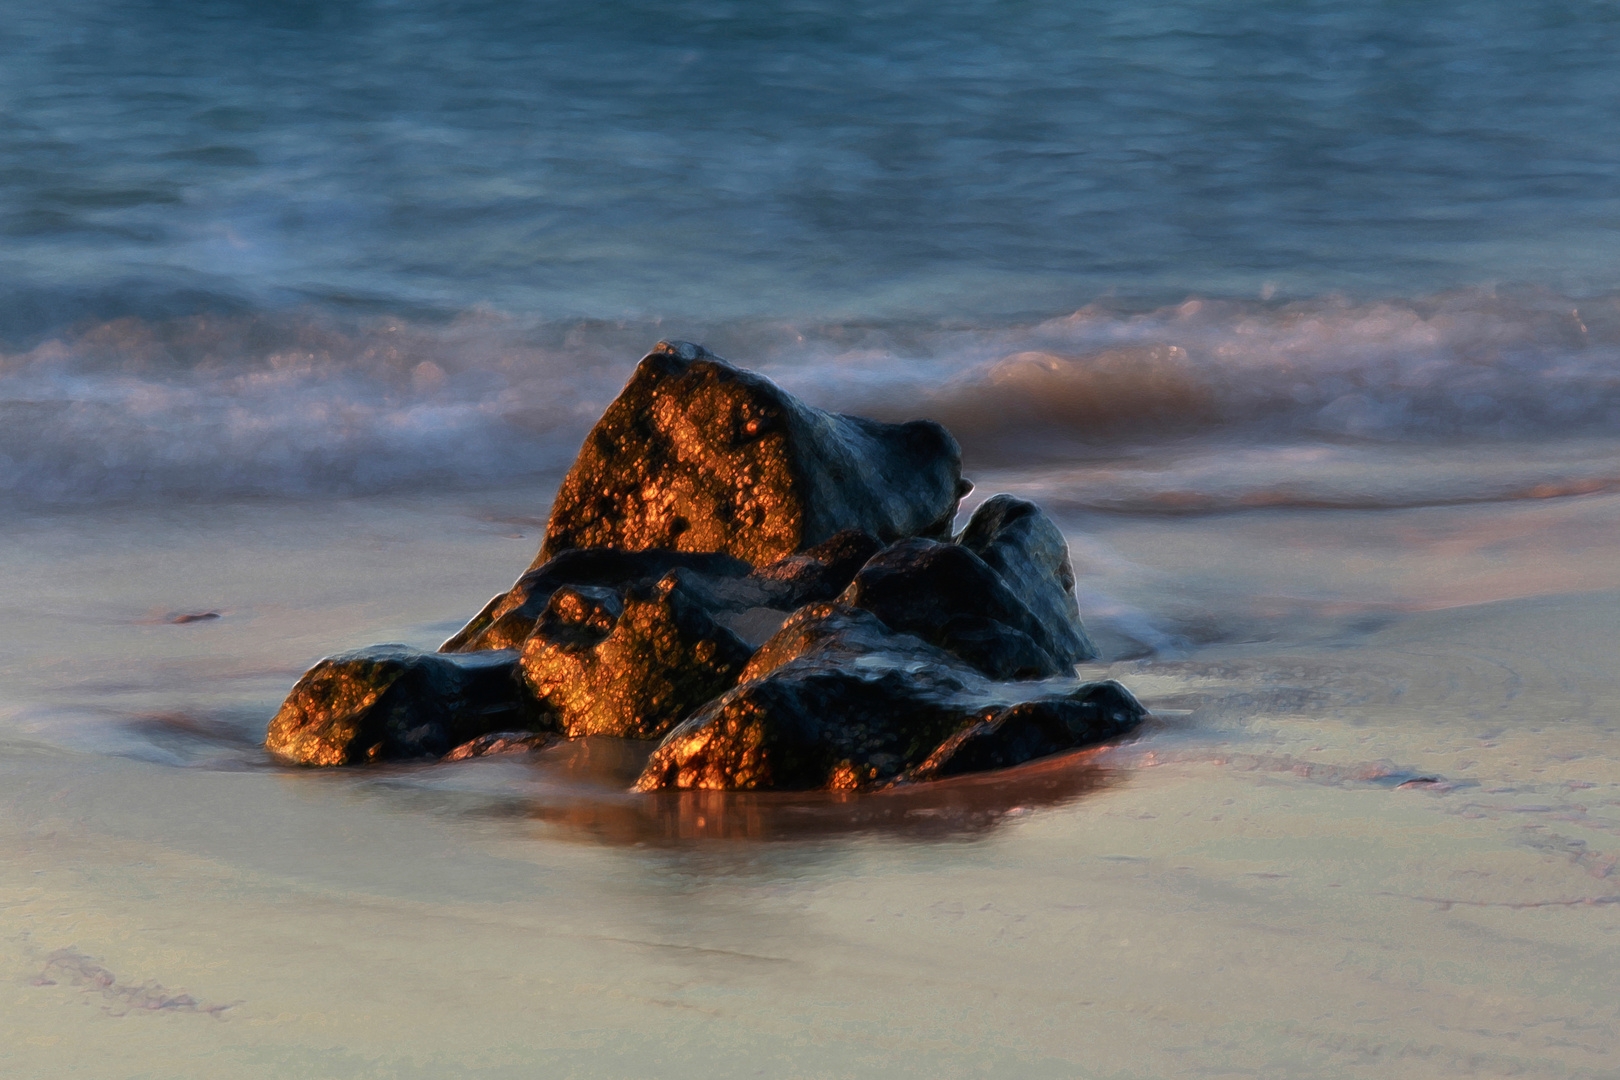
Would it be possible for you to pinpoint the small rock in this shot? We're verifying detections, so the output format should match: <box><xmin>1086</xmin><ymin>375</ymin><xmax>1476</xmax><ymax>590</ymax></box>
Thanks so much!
<box><xmin>444</xmin><ymin>731</ymin><xmax>553</xmax><ymax>761</ymax></box>
<box><xmin>266</xmin><ymin>646</ymin><xmax>537</xmax><ymax>766</ymax></box>
<box><xmin>442</xmin><ymin>530</ymin><xmax>882</xmax><ymax>654</ymax></box>
<box><xmin>838</xmin><ymin>539</ymin><xmax>1063</xmax><ymax>678</ymax></box>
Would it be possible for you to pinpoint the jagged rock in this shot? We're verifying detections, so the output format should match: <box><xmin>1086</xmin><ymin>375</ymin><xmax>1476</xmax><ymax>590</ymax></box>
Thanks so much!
<box><xmin>956</xmin><ymin>494</ymin><xmax>1098</xmax><ymax>664</ymax></box>
<box><xmin>441</xmin><ymin>529</ymin><xmax>883</xmax><ymax>653</ymax></box>
<box><xmin>634</xmin><ymin>604</ymin><xmax>1143</xmax><ymax>792</ymax></box>
<box><xmin>266</xmin><ymin>646</ymin><xmax>535</xmax><ymax>766</ymax></box>
<box><xmin>536</xmin><ymin>340</ymin><xmax>967</xmax><ymax>567</ymax></box>
<box><xmin>520</xmin><ymin>574</ymin><xmax>754</xmax><ymax>740</ymax></box>
<box><xmin>443</xmin><ymin>731</ymin><xmax>553</xmax><ymax>761</ymax></box>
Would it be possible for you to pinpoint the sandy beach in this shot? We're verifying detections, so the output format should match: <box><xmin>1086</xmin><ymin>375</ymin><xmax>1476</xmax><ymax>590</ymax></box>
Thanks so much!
<box><xmin>6</xmin><ymin>2</ymin><xmax>1620</xmax><ymax>1072</ymax></box>
<box><xmin>3</xmin><ymin>463</ymin><xmax>1616</xmax><ymax>1078</ymax></box>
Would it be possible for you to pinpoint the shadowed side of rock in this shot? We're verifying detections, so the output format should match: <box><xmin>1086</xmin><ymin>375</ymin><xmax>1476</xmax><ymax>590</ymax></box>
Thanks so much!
<box><xmin>634</xmin><ymin>604</ymin><xmax>1145</xmax><ymax>792</ymax></box>
<box><xmin>956</xmin><ymin>494</ymin><xmax>1098</xmax><ymax>664</ymax></box>
<box><xmin>266</xmin><ymin>646</ymin><xmax>538</xmax><ymax>766</ymax></box>
<box><xmin>836</xmin><ymin>496</ymin><xmax>1098</xmax><ymax>679</ymax></box>
<box><xmin>536</xmin><ymin>340</ymin><xmax>965</xmax><ymax>568</ymax></box>
<box><xmin>904</xmin><ymin>681</ymin><xmax>1141</xmax><ymax>781</ymax></box>
<box><xmin>839</xmin><ymin>539</ymin><xmax>1064</xmax><ymax>679</ymax></box>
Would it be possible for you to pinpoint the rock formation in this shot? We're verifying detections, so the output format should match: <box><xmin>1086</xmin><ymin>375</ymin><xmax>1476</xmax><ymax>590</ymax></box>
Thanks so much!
<box><xmin>267</xmin><ymin>341</ymin><xmax>1142</xmax><ymax>787</ymax></box>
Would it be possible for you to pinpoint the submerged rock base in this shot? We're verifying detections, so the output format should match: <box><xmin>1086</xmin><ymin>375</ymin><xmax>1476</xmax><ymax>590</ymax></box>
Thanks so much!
<box><xmin>267</xmin><ymin>341</ymin><xmax>1145</xmax><ymax>789</ymax></box>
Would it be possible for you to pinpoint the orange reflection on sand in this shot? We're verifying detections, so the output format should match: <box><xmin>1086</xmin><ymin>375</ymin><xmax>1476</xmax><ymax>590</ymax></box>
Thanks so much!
<box><xmin>515</xmin><ymin>740</ymin><xmax>1119</xmax><ymax>846</ymax></box>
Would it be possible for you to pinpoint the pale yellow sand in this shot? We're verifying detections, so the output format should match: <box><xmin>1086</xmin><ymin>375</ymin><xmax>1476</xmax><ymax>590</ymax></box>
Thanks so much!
<box><xmin>1</xmin><ymin>485</ymin><xmax>1617</xmax><ymax>1078</ymax></box>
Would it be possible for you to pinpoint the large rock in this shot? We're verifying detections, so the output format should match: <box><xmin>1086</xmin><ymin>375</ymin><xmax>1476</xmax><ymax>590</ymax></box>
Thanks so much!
<box><xmin>634</xmin><ymin>604</ymin><xmax>1143</xmax><ymax>792</ymax></box>
<box><xmin>266</xmin><ymin>646</ymin><xmax>534</xmax><ymax>766</ymax></box>
<box><xmin>520</xmin><ymin>574</ymin><xmax>754</xmax><ymax>740</ymax></box>
<box><xmin>441</xmin><ymin>529</ymin><xmax>883</xmax><ymax>653</ymax></box>
<box><xmin>536</xmin><ymin>340</ymin><xmax>967</xmax><ymax>568</ymax></box>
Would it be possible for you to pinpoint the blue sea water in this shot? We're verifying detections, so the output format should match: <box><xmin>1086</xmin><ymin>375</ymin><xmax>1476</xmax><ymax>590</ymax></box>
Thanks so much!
<box><xmin>2</xmin><ymin>0</ymin><xmax>1619</xmax><ymax>503</ymax></box>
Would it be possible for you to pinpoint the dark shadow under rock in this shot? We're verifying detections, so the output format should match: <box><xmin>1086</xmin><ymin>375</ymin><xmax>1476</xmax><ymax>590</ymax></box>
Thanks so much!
<box><xmin>634</xmin><ymin>604</ymin><xmax>1144</xmax><ymax>792</ymax></box>
<box><xmin>266</xmin><ymin>646</ymin><xmax>537</xmax><ymax>766</ymax></box>
<box><xmin>536</xmin><ymin>340</ymin><xmax>966</xmax><ymax>568</ymax></box>
<box><xmin>520</xmin><ymin>575</ymin><xmax>754</xmax><ymax>740</ymax></box>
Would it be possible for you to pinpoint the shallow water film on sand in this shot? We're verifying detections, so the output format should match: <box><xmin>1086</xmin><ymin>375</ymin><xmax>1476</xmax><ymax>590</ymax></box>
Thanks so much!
<box><xmin>3</xmin><ymin>2</ymin><xmax>1619</xmax><ymax>1077</ymax></box>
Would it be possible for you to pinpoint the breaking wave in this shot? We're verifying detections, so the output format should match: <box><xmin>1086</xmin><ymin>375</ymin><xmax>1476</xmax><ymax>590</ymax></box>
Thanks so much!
<box><xmin>3</xmin><ymin>286</ymin><xmax>1618</xmax><ymax>508</ymax></box>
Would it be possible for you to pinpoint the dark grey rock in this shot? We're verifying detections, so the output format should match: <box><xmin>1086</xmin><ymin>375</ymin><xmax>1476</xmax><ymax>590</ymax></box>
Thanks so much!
<box><xmin>266</xmin><ymin>646</ymin><xmax>536</xmax><ymax>766</ymax></box>
<box><xmin>634</xmin><ymin>603</ymin><xmax>1144</xmax><ymax>792</ymax></box>
<box><xmin>956</xmin><ymin>494</ymin><xmax>1098</xmax><ymax>665</ymax></box>
<box><xmin>440</xmin><ymin>548</ymin><xmax>750</xmax><ymax>653</ymax></box>
<box><xmin>838</xmin><ymin>538</ymin><xmax>1065</xmax><ymax>679</ymax></box>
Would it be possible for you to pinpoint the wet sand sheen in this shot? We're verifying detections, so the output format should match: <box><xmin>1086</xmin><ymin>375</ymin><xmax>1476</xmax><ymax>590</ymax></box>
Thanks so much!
<box><xmin>1</xmin><ymin>485</ymin><xmax>1617</xmax><ymax>1078</ymax></box>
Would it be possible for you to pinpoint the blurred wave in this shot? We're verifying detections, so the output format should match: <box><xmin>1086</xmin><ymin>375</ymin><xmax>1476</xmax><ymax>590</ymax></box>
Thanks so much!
<box><xmin>1</xmin><ymin>287</ymin><xmax>1617</xmax><ymax>508</ymax></box>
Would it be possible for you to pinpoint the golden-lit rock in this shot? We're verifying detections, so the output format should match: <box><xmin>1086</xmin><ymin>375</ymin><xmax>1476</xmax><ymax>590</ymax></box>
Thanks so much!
<box><xmin>634</xmin><ymin>604</ymin><xmax>1143</xmax><ymax>792</ymax></box>
<box><xmin>266</xmin><ymin>646</ymin><xmax>537</xmax><ymax>766</ymax></box>
<box><xmin>536</xmin><ymin>340</ymin><xmax>966</xmax><ymax>567</ymax></box>
<box><xmin>520</xmin><ymin>574</ymin><xmax>754</xmax><ymax>740</ymax></box>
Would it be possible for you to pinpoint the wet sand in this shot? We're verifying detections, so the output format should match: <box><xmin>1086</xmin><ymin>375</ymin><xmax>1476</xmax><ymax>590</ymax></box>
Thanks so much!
<box><xmin>2</xmin><ymin>478</ymin><xmax>1618</xmax><ymax>1078</ymax></box>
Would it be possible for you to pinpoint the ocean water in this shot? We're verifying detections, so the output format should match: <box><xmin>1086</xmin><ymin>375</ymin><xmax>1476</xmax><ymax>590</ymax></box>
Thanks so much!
<box><xmin>3</xmin><ymin>3</ymin><xmax>1620</xmax><ymax>1077</ymax></box>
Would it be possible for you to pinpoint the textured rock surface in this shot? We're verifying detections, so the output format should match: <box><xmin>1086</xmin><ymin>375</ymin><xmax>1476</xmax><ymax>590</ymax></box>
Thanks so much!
<box><xmin>266</xmin><ymin>646</ymin><xmax>534</xmax><ymax>766</ymax></box>
<box><xmin>635</xmin><ymin>604</ymin><xmax>1144</xmax><ymax>792</ymax></box>
<box><xmin>272</xmin><ymin>344</ymin><xmax>1132</xmax><ymax>782</ymax></box>
<box><xmin>536</xmin><ymin>340</ymin><xmax>966</xmax><ymax>567</ymax></box>
<box><xmin>520</xmin><ymin>575</ymin><xmax>754</xmax><ymax>739</ymax></box>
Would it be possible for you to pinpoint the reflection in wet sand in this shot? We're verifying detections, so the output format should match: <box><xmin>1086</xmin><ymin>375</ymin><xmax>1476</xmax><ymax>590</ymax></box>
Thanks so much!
<box><xmin>459</xmin><ymin>736</ymin><xmax>1122</xmax><ymax>846</ymax></box>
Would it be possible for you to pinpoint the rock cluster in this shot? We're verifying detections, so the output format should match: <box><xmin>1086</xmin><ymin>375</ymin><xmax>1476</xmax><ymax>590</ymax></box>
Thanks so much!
<box><xmin>265</xmin><ymin>341</ymin><xmax>1144</xmax><ymax>790</ymax></box>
